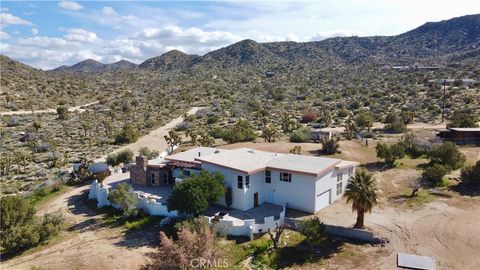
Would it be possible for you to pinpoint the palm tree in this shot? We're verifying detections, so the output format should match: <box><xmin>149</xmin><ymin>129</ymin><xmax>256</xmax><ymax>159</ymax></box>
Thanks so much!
<box><xmin>344</xmin><ymin>170</ymin><xmax>378</xmax><ymax>229</ymax></box>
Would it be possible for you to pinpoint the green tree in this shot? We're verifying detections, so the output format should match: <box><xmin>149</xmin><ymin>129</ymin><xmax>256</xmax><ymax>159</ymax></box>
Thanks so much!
<box><xmin>262</xmin><ymin>124</ymin><xmax>279</xmax><ymax>142</ymax></box>
<box><xmin>116</xmin><ymin>149</ymin><xmax>134</xmax><ymax>167</ymax></box>
<box><xmin>115</xmin><ymin>124</ymin><xmax>139</xmax><ymax>144</ymax></box>
<box><xmin>321</xmin><ymin>136</ymin><xmax>340</xmax><ymax>154</ymax></box>
<box><xmin>197</xmin><ymin>131</ymin><xmax>215</xmax><ymax>147</ymax></box>
<box><xmin>56</xmin><ymin>106</ymin><xmax>69</xmax><ymax>120</ymax></box>
<box><xmin>221</xmin><ymin>119</ymin><xmax>257</xmax><ymax>144</ymax></box>
<box><xmin>422</xmin><ymin>164</ymin><xmax>451</xmax><ymax>186</ymax></box>
<box><xmin>297</xmin><ymin>216</ymin><xmax>327</xmax><ymax>248</ymax></box>
<box><xmin>344</xmin><ymin>170</ymin><xmax>379</xmax><ymax>229</ymax></box>
<box><xmin>289</xmin><ymin>126</ymin><xmax>312</xmax><ymax>142</ymax></box>
<box><xmin>354</xmin><ymin>112</ymin><xmax>373</xmax><ymax>132</ymax></box>
<box><xmin>375</xmin><ymin>143</ymin><xmax>405</xmax><ymax>166</ymax></box>
<box><xmin>108</xmin><ymin>183</ymin><xmax>137</xmax><ymax>217</ymax></box>
<box><xmin>428</xmin><ymin>142</ymin><xmax>466</xmax><ymax>170</ymax></box>
<box><xmin>448</xmin><ymin>111</ymin><xmax>478</xmax><ymax>128</ymax></box>
<box><xmin>164</xmin><ymin>130</ymin><xmax>182</xmax><ymax>153</ymax></box>
<box><xmin>460</xmin><ymin>161</ymin><xmax>480</xmax><ymax>186</ymax></box>
<box><xmin>139</xmin><ymin>146</ymin><xmax>159</xmax><ymax>159</ymax></box>
<box><xmin>167</xmin><ymin>171</ymin><xmax>225</xmax><ymax>216</ymax></box>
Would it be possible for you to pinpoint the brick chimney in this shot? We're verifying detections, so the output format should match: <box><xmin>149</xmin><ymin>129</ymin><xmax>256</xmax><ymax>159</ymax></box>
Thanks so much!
<box><xmin>136</xmin><ymin>155</ymin><xmax>148</xmax><ymax>168</ymax></box>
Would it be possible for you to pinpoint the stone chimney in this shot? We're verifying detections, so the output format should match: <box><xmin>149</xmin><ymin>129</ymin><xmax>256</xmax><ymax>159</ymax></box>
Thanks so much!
<box><xmin>136</xmin><ymin>155</ymin><xmax>148</xmax><ymax>168</ymax></box>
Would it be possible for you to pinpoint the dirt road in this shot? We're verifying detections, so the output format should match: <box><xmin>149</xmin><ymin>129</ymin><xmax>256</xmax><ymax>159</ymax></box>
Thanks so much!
<box><xmin>0</xmin><ymin>101</ymin><xmax>99</xmax><ymax>116</ymax></box>
<box><xmin>2</xmin><ymin>107</ymin><xmax>200</xmax><ymax>270</ymax></box>
<box><xmin>316</xmin><ymin>168</ymin><xmax>480</xmax><ymax>270</ymax></box>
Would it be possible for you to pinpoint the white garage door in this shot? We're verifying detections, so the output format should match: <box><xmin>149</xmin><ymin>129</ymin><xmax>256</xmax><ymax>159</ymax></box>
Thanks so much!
<box><xmin>316</xmin><ymin>190</ymin><xmax>331</xmax><ymax>211</ymax></box>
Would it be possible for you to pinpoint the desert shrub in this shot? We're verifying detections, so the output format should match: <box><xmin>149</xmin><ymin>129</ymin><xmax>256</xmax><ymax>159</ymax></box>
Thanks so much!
<box><xmin>338</xmin><ymin>108</ymin><xmax>350</xmax><ymax>118</ymax></box>
<box><xmin>460</xmin><ymin>161</ymin><xmax>480</xmax><ymax>186</ymax></box>
<box><xmin>116</xmin><ymin>149</ymin><xmax>134</xmax><ymax>166</ymax></box>
<box><xmin>139</xmin><ymin>146</ymin><xmax>160</xmax><ymax>159</ymax></box>
<box><xmin>289</xmin><ymin>126</ymin><xmax>312</xmax><ymax>142</ymax></box>
<box><xmin>221</xmin><ymin>119</ymin><xmax>257</xmax><ymax>144</ymax></box>
<box><xmin>297</xmin><ymin>216</ymin><xmax>327</xmax><ymax>248</ymax></box>
<box><xmin>448</xmin><ymin>111</ymin><xmax>478</xmax><ymax>128</ymax></box>
<box><xmin>167</xmin><ymin>171</ymin><xmax>225</xmax><ymax>216</ymax></box>
<box><xmin>301</xmin><ymin>109</ymin><xmax>318</xmax><ymax>123</ymax></box>
<box><xmin>428</xmin><ymin>142</ymin><xmax>466</xmax><ymax>170</ymax></box>
<box><xmin>175</xmin><ymin>121</ymin><xmax>194</xmax><ymax>131</ymax></box>
<box><xmin>422</xmin><ymin>164</ymin><xmax>451</xmax><ymax>186</ymax></box>
<box><xmin>108</xmin><ymin>183</ymin><xmax>138</xmax><ymax>217</ymax></box>
<box><xmin>0</xmin><ymin>196</ymin><xmax>64</xmax><ymax>253</ymax></box>
<box><xmin>56</xmin><ymin>106</ymin><xmax>69</xmax><ymax>120</ymax></box>
<box><xmin>321</xmin><ymin>137</ymin><xmax>340</xmax><ymax>154</ymax></box>
<box><xmin>145</xmin><ymin>217</ymin><xmax>223</xmax><ymax>270</ymax></box>
<box><xmin>384</xmin><ymin>121</ymin><xmax>407</xmax><ymax>133</ymax></box>
<box><xmin>400</xmin><ymin>131</ymin><xmax>427</xmax><ymax>158</ymax></box>
<box><xmin>115</xmin><ymin>124</ymin><xmax>139</xmax><ymax>144</ymax></box>
<box><xmin>354</xmin><ymin>112</ymin><xmax>373</xmax><ymax>132</ymax></box>
<box><xmin>7</xmin><ymin>117</ymin><xmax>19</xmax><ymax>127</ymax></box>
<box><xmin>207</xmin><ymin>114</ymin><xmax>220</xmax><ymax>124</ymax></box>
<box><xmin>209</xmin><ymin>126</ymin><xmax>225</xmax><ymax>139</ymax></box>
<box><xmin>375</xmin><ymin>142</ymin><xmax>405</xmax><ymax>166</ymax></box>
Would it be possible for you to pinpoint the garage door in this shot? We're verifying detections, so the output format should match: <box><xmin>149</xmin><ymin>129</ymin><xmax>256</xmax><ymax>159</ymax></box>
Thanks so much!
<box><xmin>316</xmin><ymin>190</ymin><xmax>331</xmax><ymax>211</ymax></box>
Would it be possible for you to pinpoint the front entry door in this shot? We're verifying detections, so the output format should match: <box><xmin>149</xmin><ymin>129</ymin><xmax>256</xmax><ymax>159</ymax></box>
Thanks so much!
<box><xmin>254</xmin><ymin>192</ymin><xmax>259</xmax><ymax>207</ymax></box>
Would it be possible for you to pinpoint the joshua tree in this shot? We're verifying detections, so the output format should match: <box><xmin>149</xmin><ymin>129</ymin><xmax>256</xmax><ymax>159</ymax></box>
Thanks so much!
<box><xmin>262</xmin><ymin>124</ymin><xmax>279</xmax><ymax>142</ymax></box>
<box><xmin>185</xmin><ymin>129</ymin><xmax>198</xmax><ymax>145</ymax></box>
<box><xmin>164</xmin><ymin>130</ymin><xmax>182</xmax><ymax>153</ymax></box>
<box><xmin>344</xmin><ymin>170</ymin><xmax>378</xmax><ymax>229</ymax></box>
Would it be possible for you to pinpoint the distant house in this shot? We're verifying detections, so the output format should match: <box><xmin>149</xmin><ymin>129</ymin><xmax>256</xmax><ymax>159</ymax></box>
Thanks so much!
<box><xmin>265</xmin><ymin>70</ymin><xmax>275</xmax><ymax>78</ymax></box>
<box><xmin>72</xmin><ymin>162</ymin><xmax>109</xmax><ymax>174</ymax></box>
<box><xmin>311</xmin><ymin>129</ymin><xmax>332</xmax><ymax>142</ymax></box>
<box><xmin>427</xmin><ymin>79</ymin><xmax>477</xmax><ymax>86</ymax></box>
<box><xmin>437</xmin><ymin>128</ymin><xmax>480</xmax><ymax>145</ymax></box>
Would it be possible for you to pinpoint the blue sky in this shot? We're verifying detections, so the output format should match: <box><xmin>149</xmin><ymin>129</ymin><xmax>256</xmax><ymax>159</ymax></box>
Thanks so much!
<box><xmin>1</xmin><ymin>1</ymin><xmax>479</xmax><ymax>69</ymax></box>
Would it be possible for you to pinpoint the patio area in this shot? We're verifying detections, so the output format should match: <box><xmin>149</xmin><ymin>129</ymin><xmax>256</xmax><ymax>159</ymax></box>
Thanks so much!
<box><xmin>205</xmin><ymin>203</ymin><xmax>284</xmax><ymax>224</ymax></box>
<box><xmin>104</xmin><ymin>171</ymin><xmax>172</xmax><ymax>204</ymax></box>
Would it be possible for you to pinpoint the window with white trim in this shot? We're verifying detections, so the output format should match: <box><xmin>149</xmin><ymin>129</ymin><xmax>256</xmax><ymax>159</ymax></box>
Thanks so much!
<box><xmin>246</xmin><ymin>176</ymin><xmax>250</xmax><ymax>188</ymax></box>
<box><xmin>337</xmin><ymin>172</ymin><xmax>343</xmax><ymax>182</ymax></box>
<box><xmin>280</xmin><ymin>172</ymin><xmax>292</xmax><ymax>182</ymax></box>
<box><xmin>337</xmin><ymin>182</ymin><xmax>343</xmax><ymax>195</ymax></box>
<box><xmin>237</xmin><ymin>176</ymin><xmax>243</xmax><ymax>189</ymax></box>
<box><xmin>265</xmin><ymin>170</ymin><xmax>271</xmax><ymax>183</ymax></box>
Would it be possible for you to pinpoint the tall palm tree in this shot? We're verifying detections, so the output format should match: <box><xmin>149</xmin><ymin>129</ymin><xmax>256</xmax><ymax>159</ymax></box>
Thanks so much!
<box><xmin>344</xmin><ymin>170</ymin><xmax>378</xmax><ymax>229</ymax></box>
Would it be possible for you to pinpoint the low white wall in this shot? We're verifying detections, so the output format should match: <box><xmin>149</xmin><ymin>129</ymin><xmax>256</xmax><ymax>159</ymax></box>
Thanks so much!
<box><xmin>88</xmin><ymin>180</ymin><xmax>178</xmax><ymax>217</ymax></box>
<box><xmin>89</xmin><ymin>181</ymin><xmax>285</xmax><ymax>240</ymax></box>
<box><xmin>209</xmin><ymin>205</ymin><xmax>286</xmax><ymax>240</ymax></box>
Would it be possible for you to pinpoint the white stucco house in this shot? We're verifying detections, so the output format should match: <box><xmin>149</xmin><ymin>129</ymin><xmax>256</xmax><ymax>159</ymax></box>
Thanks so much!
<box><xmin>165</xmin><ymin>147</ymin><xmax>358</xmax><ymax>214</ymax></box>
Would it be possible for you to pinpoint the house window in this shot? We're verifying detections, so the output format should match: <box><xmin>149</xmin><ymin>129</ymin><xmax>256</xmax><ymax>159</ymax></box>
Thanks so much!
<box><xmin>151</xmin><ymin>173</ymin><xmax>155</xmax><ymax>184</ymax></box>
<box><xmin>337</xmin><ymin>182</ymin><xmax>343</xmax><ymax>195</ymax></box>
<box><xmin>265</xmin><ymin>170</ymin><xmax>271</xmax><ymax>183</ymax></box>
<box><xmin>246</xmin><ymin>176</ymin><xmax>250</xmax><ymax>188</ymax></box>
<box><xmin>337</xmin><ymin>172</ymin><xmax>343</xmax><ymax>182</ymax></box>
<box><xmin>183</xmin><ymin>169</ymin><xmax>191</xmax><ymax>177</ymax></box>
<box><xmin>280</xmin><ymin>172</ymin><xmax>292</xmax><ymax>182</ymax></box>
<box><xmin>163</xmin><ymin>172</ymin><xmax>168</xmax><ymax>184</ymax></box>
<box><xmin>237</xmin><ymin>176</ymin><xmax>243</xmax><ymax>189</ymax></box>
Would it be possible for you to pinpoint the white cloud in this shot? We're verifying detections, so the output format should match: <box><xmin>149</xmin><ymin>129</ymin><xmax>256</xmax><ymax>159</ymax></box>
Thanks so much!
<box><xmin>64</xmin><ymin>28</ymin><xmax>100</xmax><ymax>43</ymax></box>
<box><xmin>102</xmin><ymin>6</ymin><xmax>118</xmax><ymax>16</ymax></box>
<box><xmin>31</xmin><ymin>28</ymin><xmax>39</xmax><ymax>35</ymax></box>
<box><xmin>58</xmin><ymin>1</ymin><xmax>84</xmax><ymax>11</ymax></box>
<box><xmin>0</xmin><ymin>13</ymin><xmax>33</xmax><ymax>27</ymax></box>
<box><xmin>0</xmin><ymin>30</ymin><xmax>10</xmax><ymax>40</ymax></box>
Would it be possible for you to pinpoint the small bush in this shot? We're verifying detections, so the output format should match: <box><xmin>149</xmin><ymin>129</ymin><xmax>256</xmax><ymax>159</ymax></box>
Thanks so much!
<box><xmin>460</xmin><ymin>161</ymin><xmax>480</xmax><ymax>186</ymax></box>
<box><xmin>422</xmin><ymin>164</ymin><xmax>451</xmax><ymax>185</ymax></box>
<box><xmin>115</xmin><ymin>124</ymin><xmax>139</xmax><ymax>144</ymax></box>
<box><xmin>289</xmin><ymin>127</ymin><xmax>312</xmax><ymax>143</ymax></box>
<box><xmin>301</xmin><ymin>109</ymin><xmax>318</xmax><ymax>123</ymax></box>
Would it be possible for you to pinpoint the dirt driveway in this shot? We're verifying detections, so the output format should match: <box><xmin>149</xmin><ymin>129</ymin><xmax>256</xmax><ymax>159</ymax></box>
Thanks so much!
<box><xmin>2</xmin><ymin>108</ymin><xmax>200</xmax><ymax>270</ymax></box>
<box><xmin>316</xmin><ymin>167</ymin><xmax>480</xmax><ymax>270</ymax></box>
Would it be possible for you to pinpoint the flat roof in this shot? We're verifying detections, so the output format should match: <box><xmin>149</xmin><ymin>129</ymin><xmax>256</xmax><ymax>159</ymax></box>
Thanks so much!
<box><xmin>165</xmin><ymin>147</ymin><xmax>228</xmax><ymax>164</ymax></box>
<box><xmin>448</xmin><ymin>128</ymin><xmax>480</xmax><ymax>132</ymax></box>
<box><xmin>195</xmin><ymin>148</ymin><xmax>277</xmax><ymax>174</ymax></box>
<box><xmin>193</xmin><ymin>148</ymin><xmax>357</xmax><ymax>176</ymax></box>
<box><xmin>267</xmin><ymin>154</ymin><xmax>340</xmax><ymax>176</ymax></box>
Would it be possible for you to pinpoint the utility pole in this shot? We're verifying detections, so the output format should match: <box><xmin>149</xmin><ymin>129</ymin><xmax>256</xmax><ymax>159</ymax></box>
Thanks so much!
<box><xmin>441</xmin><ymin>78</ymin><xmax>446</xmax><ymax>123</ymax></box>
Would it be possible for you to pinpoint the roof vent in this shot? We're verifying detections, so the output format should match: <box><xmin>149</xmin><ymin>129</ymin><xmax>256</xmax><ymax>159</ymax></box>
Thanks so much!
<box><xmin>214</xmin><ymin>150</ymin><xmax>220</xmax><ymax>154</ymax></box>
<box><xmin>248</xmin><ymin>150</ymin><xmax>255</xmax><ymax>154</ymax></box>
<box><xmin>198</xmin><ymin>152</ymin><xmax>201</xmax><ymax>157</ymax></box>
